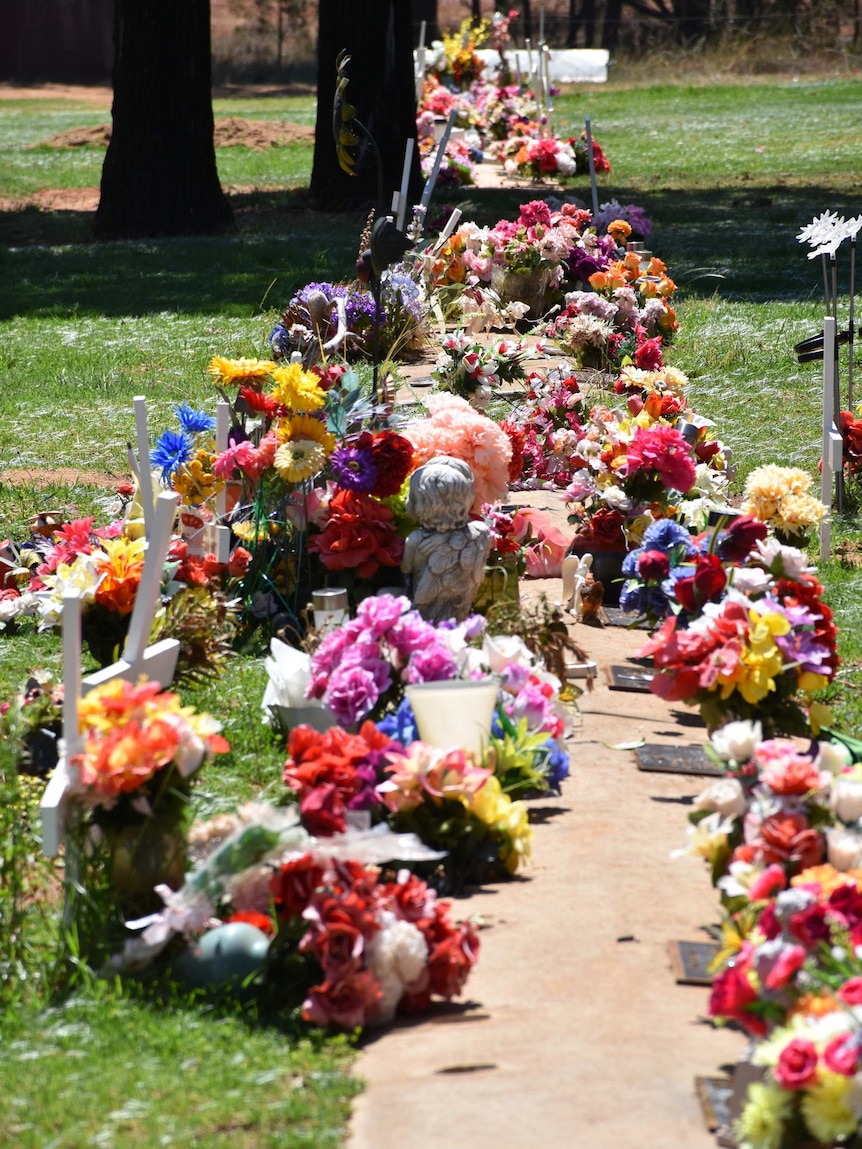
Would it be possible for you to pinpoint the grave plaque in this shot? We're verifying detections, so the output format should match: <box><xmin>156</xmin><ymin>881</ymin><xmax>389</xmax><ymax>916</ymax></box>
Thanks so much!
<box><xmin>606</xmin><ymin>664</ymin><xmax>654</xmax><ymax>692</ymax></box>
<box><xmin>668</xmin><ymin>940</ymin><xmax>719</xmax><ymax>985</ymax></box>
<box><xmin>636</xmin><ymin>743</ymin><xmax>723</xmax><ymax>777</ymax></box>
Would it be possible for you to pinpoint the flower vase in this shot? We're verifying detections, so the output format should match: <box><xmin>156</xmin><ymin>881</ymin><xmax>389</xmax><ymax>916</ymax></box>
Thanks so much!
<box><xmin>472</xmin><ymin>556</ymin><xmax>521</xmax><ymax>615</ymax></box>
<box><xmin>93</xmin><ymin>780</ymin><xmax>189</xmax><ymax>919</ymax></box>
<box><xmin>81</xmin><ymin>606</ymin><xmax>131</xmax><ymax>668</ymax></box>
<box><xmin>491</xmin><ymin>264</ymin><xmax>551</xmax><ymax>320</ymax></box>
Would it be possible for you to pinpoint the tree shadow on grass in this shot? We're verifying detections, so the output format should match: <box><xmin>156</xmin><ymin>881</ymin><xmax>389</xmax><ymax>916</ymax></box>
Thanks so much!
<box><xmin>1</xmin><ymin>182</ymin><xmax>857</xmax><ymax>320</ymax></box>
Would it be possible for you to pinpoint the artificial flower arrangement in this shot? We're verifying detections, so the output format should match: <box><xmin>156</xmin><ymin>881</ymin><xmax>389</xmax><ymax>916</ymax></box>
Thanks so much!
<box><xmin>548</xmin><ymin>256</ymin><xmax>679</xmax><ymax>371</ymax></box>
<box><xmin>269</xmin><ymin>265</ymin><xmax>429</xmax><ymax>366</ymax></box>
<box><xmin>105</xmin><ymin>797</ymin><xmax>480</xmax><ymax>1031</ymax></box>
<box><xmin>839</xmin><ymin>404</ymin><xmax>862</xmax><ymax>489</ymax></box>
<box><xmin>741</xmin><ymin>464</ymin><xmax>826</xmax><ymax>544</ymax></box>
<box><xmin>494</xmin><ymin>131</ymin><xmax>610</xmax><ymax>183</ymax></box>
<box><xmin>674</xmin><ymin>719</ymin><xmax>862</xmax><ymax>1149</ymax></box>
<box><xmin>208</xmin><ymin>355</ymin><xmax>415</xmax><ymax>619</ymax></box>
<box><xmin>506</xmin><ymin>365</ymin><xmax>587</xmax><ymax>491</ymax></box>
<box><xmin>431</xmin><ymin>330</ymin><xmax>534</xmax><ymax>407</ymax></box>
<box><xmin>481</xmin><ymin>502</ymin><xmax>570</xmax><ymax>582</ymax></box>
<box><xmin>67</xmin><ymin>676</ymin><xmax>229</xmax><ymax>918</ymax></box>
<box><xmin>426</xmin><ymin>16</ymin><xmax>490</xmax><ymax>89</ymax></box>
<box><xmin>591</xmin><ymin>199</ymin><xmax>652</xmax><ymax>242</ymax></box>
<box><xmin>402</xmin><ymin>393</ymin><xmax>513</xmax><ymax>511</ymax></box>
<box><xmin>634</xmin><ymin>528</ymin><xmax>839</xmax><ymax>737</ymax></box>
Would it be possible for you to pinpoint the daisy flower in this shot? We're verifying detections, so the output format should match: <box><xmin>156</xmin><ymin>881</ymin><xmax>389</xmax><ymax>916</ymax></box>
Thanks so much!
<box><xmin>208</xmin><ymin>356</ymin><xmax>276</xmax><ymax>385</ymax></box>
<box><xmin>274</xmin><ymin>439</ymin><xmax>326</xmax><ymax>483</ymax></box>
<box><xmin>270</xmin><ymin>363</ymin><xmax>326</xmax><ymax>412</ymax></box>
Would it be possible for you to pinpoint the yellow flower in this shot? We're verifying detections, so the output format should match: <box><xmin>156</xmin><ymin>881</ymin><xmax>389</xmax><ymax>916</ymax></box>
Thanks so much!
<box><xmin>173</xmin><ymin>449</ymin><xmax>224</xmax><ymax>504</ymax></box>
<box><xmin>469</xmin><ymin>773</ymin><xmax>504</xmax><ymax>827</ymax></box>
<box><xmin>208</xmin><ymin>355</ymin><xmax>276</xmax><ymax>385</ymax></box>
<box><xmin>733</xmin><ymin>1081</ymin><xmax>793</xmax><ymax>1149</ymax></box>
<box><xmin>722</xmin><ymin>609</ymin><xmax>789</xmax><ymax>705</ymax></box>
<box><xmin>273</xmin><ymin>439</ymin><xmax>326</xmax><ymax>483</ymax></box>
<box><xmin>800</xmin><ymin>1072</ymin><xmax>856</xmax><ymax>1145</ymax></box>
<box><xmin>232</xmin><ymin>520</ymin><xmax>275</xmax><ymax>543</ymax></box>
<box><xmin>269</xmin><ymin>363</ymin><xmax>325</xmax><ymax>413</ymax></box>
<box><xmin>277</xmin><ymin>413</ymin><xmax>336</xmax><ymax>455</ymax></box>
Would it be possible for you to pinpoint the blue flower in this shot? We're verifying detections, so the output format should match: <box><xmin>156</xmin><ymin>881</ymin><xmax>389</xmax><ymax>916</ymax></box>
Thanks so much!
<box><xmin>377</xmin><ymin>697</ymin><xmax>418</xmax><ymax>746</ymax></box>
<box><xmin>175</xmin><ymin>403</ymin><xmax>216</xmax><ymax>435</ymax></box>
<box><xmin>642</xmin><ymin>519</ymin><xmax>694</xmax><ymax>554</ymax></box>
<box><xmin>151</xmin><ymin>428</ymin><xmax>193</xmax><ymax>483</ymax></box>
<box><xmin>541</xmin><ymin>738</ymin><xmax>569</xmax><ymax>793</ymax></box>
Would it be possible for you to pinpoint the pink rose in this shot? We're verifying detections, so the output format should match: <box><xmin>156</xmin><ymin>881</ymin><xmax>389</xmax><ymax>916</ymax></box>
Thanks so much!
<box><xmin>824</xmin><ymin>1033</ymin><xmax>859</xmax><ymax>1077</ymax></box>
<box><xmin>773</xmin><ymin>1038</ymin><xmax>819</xmax><ymax>1091</ymax></box>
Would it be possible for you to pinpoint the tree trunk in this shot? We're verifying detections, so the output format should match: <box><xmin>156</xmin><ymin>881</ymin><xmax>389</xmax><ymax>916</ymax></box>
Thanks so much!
<box><xmin>413</xmin><ymin>0</ymin><xmax>441</xmax><ymax>43</ymax></box>
<box><xmin>92</xmin><ymin>0</ymin><xmax>233</xmax><ymax>239</ymax></box>
<box><xmin>310</xmin><ymin>0</ymin><xmax>421</xmax><ymax>215</ymax></box>
<box><xmin>602</xmin><ymin>0</ymin><xmax>623</xmax><ymax>49</ymax></box>
<box><xmin>673</xmin><ymin>0</ymin><xmax>712</xmax><ymax>42</ymax></box>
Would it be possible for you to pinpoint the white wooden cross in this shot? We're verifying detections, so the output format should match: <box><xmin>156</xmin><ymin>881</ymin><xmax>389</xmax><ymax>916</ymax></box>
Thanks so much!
<box><xmin>820</xmin><ymin>315</ymin><xmax>844</xmax><ymax>562</ymax></box>
<box><xmin>40</xmin><ymin>490</ymin><xmax>181</xmax><ymax>856</ymax></box>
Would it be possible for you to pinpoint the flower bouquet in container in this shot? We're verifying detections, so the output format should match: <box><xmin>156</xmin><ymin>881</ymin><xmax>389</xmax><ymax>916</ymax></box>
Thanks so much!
<box><xmin>67</xmin><ymin>677</ymin><xmax>228</xmax><ymax>923</ymax></box>
<box><xmin>741</xmin><ymin>464</ymin><xmax>826</xmax><ymax>545</ymax></box>
<box><xmin>432</xmin><ymin>330</ymin><xmax>533</xmax><ymax>408</ymax></box>
<box><xmin>635</xmin><ymin>531</ymin><xmax>839</xmax><ymax>736</ymax></box>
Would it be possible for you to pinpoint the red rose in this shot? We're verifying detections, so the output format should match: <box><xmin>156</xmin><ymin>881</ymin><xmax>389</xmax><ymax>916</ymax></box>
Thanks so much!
<box><xmin>578</xmin><ymin>508</ymin><xmax>625</xmax><ymax>551</ymax></box>
<box><xmin>674</xmin><ymin>553</ymin><xmax>727</xmax><ymax>614</ymax></box>
<box><xmin>228</xmin><ymin>545</ymin><xmax>251</xmax><ymax>578</ymax></box>
<box><xmin>774</xmin><ymin>1038</ymin><xmax>819</xmax><ymax>1091</ymax></box>
<box><xmin>708</xmin><ymin>963</ymin><xmax>767</xmax><ymax>1037</ymax></box>
<box><xmin>369</xmin><ymin>430</ymin><xmax>414</xmax><ymax>499</ymax></box>
<box><xmin>634</xmin><ymin>335</ymin><xmax>663</xmax><ymax>371</ymax></box>
<box><xmin>308</xmin><ymin>490</ymin><xmax>404</xmax><ymax>579</ymax></box>
<box><xmin>302</xmin><ymin>970</ymin><xmax>383</xmax><ymax>1029</ymax></box>
<box><xmin>718</xmin><ymin>515</ymin><xmax>768</xmax><ymax>563</ymax></box>
<box><xmin>303</xmin><ymin>918</ymin><xmax>364</xmax><ymax>980</ymax></box>
<box><xmin>638</xmin><ymin>548</ymin><xmax>670</xmax><ymax>582</ymax></box>
<box><xmin>426</xmin><ymin>922</ymin><xmax>480</xmax><ymax>1000</ymax></box>
<box><xmin>269</xmin><ymin>854</ymin><xmax>325</xmax><ymax>920</ymax></box>
<box><xmin>384</xmin><ymin>872</ymin><xmax>436</xmax><ymax>925</ymax></box>
<box><xmin>759</xmin><ymin>812</ymin><xmax>825</xmax><ymax>871</ymax></box>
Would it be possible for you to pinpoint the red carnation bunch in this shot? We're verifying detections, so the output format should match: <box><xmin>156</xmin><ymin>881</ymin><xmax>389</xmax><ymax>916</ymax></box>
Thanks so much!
<box><xmin>309</xmin><ymin>489</ymin><xmax>404</xmax><ymax>579</ymax></box>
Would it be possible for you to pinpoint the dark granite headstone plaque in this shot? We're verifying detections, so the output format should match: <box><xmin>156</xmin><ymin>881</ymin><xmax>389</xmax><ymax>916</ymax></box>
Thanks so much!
<box><xmin>636</xmin><ymin>743</ymin><xmax>723</xmax><ymax>777</ymax></box>
<box><xmin>606</xmin><ymin>664</ymin><xmax>654</xmax><ymax>691</ymax></box>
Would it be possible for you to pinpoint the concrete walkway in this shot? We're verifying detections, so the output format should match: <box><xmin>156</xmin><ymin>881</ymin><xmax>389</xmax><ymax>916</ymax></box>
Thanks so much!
<box><xmin>348</xmin><ymin>558</ymin><xmax>745</xmax><ymax>1149</ymax></box>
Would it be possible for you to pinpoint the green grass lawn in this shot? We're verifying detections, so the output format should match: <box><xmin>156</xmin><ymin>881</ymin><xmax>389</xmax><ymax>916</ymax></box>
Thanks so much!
<box><xmin>1</xmin><ymin>69</ymin><xmax>862</xmax><ymax>1146</ymax></box>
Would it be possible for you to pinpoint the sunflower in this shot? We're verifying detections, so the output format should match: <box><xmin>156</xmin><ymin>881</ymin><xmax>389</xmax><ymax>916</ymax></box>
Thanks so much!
<box><xmin>277</xmin><ymin>413</ymin><xmax>336</xmax><ymax>454</ymax></box>
<box><xmin>274</xmin><ymin>439</ymin><xmax>326</xmax><ymax>483</ymax></box>
<box><xmin>270</xmin><ymin>363</ymin><xmax>326</xmax><ymax>413</ymax></box>
<box><xmin>208</xmin><ymin>356</ymin><xmax>276</xmax><ymax>386</ymax></box>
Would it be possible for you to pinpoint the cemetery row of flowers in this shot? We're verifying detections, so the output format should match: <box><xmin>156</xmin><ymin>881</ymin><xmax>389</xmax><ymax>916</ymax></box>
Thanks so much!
<box><xmin>416</xmin><ymin>11</ymin><xmax>611</xmax><ymax>189</ymax></box>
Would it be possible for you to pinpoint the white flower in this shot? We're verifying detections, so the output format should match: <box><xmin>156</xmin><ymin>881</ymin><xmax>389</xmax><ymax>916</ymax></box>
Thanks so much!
<box><xmin>710</xmin><ymin>719</ymin><xmax>763</xmax><ymax>763</ymax></box>
<box><xmin>730</xmin><ymin>566</ymin><xmax>773</xmax><ymax>596</ymax></box>
<box><xmin>365</xmin><ymin>917</ymin><xmax>429</xmax><ymax>1024</ymax></box>
<box><xmin>483</xmin><ymin>632</ymin><xmax>533</xmax><ymax>673</ymax></box>
<box><xmin>831</xmin><ymin>776</ymin><xmax>862</xmax><ymax>824</ymax></box>
<box><xmin>600</xmin><ymin>484</ymin><xmax>634</xmax><ymax>512</ymax></box>
<box><xmin>817</xmin><ymin>741</ymin><xmax>853</xmax><ymax>775</ymax></box>
<box><xmin>827</xmin><ymin>825</ymin><xmax>862</xmax><ymax>872</ymax></box>
<box><xmin>754</xmin><ymin>537</ymin><xmax>811</xmax><ymax>579</ymax></box>
<box><xmin>717</xmin><ymin>859</ymin><xmax>756</xmax><ymax>899</ymax></box>
<box><xmin>695</xmin><ymin>776</ymin><xmax>749</xmax><ymax>819</ymax></box>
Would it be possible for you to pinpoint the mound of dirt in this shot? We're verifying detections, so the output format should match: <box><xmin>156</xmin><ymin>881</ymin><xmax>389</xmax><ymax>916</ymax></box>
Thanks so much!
<box><xmin>33</xmin><ymin>116</ymin><xmax>314</xmax><ymax>152</ymax></box>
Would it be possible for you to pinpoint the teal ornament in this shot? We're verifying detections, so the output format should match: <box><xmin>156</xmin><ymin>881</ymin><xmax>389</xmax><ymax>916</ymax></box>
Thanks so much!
<box><xmin>174</xmin><ymin>923</ymin><xmax>270</xmax><ymax>994</ymax></box>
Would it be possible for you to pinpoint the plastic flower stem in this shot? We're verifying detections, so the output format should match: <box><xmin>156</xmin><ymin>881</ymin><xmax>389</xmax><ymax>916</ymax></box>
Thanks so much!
<box><xmin>495</xmin><ymin>704</ymin><xmax>518</xmax><ymax>739</ymax></box>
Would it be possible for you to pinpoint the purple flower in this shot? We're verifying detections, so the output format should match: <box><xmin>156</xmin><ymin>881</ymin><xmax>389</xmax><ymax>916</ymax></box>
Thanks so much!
<box><xmin>325</xmin><ymin>665</ymin><xmax>380</xmax><ymax>726</ymax></box>
<box><xmin>340</xmin><ymin>639</ymin><xmax>392</xmax><ymax>693</ymax></box>
<box><xmin>330</xmin><ymin>444</ymin><xmax>377</xmax><ymax>493</ymax></box>
<box><xmin>388</xmin><ymin>613</ymin><xmax>437</xmax><ymax>662</ymax></box>
<box><xmin>406</xmin><ymin>643</ymin><xmax>459</xmax><ymax>684</ymax></box>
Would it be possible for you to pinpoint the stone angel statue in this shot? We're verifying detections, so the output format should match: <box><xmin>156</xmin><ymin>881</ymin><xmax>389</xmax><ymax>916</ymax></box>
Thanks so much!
<box><xmin>402</xmin><ymin>456</ymin><xmax>492</xmax><ymax>624</ymax></box>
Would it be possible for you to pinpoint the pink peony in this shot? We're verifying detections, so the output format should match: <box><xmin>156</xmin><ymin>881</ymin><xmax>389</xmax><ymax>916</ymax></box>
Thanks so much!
<box><xmin>403</xmin><ymin>394</ymin><xmax>512</xmax><ymax>511</ymax></box>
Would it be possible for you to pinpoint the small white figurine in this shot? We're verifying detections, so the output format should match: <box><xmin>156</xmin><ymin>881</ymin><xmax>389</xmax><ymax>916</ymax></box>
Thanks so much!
<box><xmin>402</xmin><ymin>456</ymin><xmax>492</xmax><ymax>624</ymax></box>
<box><xmin>561</xmin><ymin>552</ymin><xmax>593</xmax><ymax>619</ymax></box>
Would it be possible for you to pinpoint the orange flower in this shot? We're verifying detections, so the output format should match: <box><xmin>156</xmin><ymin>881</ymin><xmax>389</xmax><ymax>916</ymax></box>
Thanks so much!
<box><xmin>93</xmin><ymin>537</ymin><xmax>145</xmax><ymax>616</ymax></box>
<box><xmin>75</xmin><ymin>718</ymin><xmax>180</xmax><ymax>798</ymax></box>
<box><xmin>787</xmin><ymin>991</ymin><xmax>841</xmax><ymax>1019</ymax></box>
<box><xmin>792</xmin><ymin>862</ymin><xmax>860</xmax><ymax>899</ymax></box>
